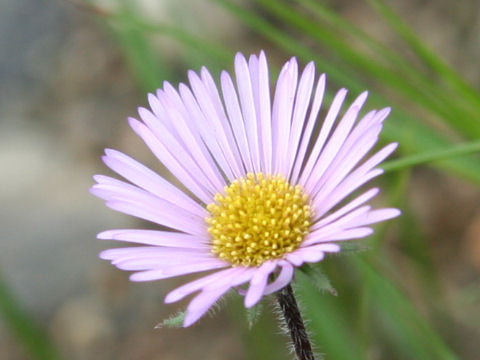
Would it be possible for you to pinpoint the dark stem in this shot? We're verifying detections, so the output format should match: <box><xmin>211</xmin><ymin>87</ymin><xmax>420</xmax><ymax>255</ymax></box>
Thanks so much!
<box><xmin>276</xmin><ymin>284</ymin><xmax>315</xmax><ymax>360</ymax></box>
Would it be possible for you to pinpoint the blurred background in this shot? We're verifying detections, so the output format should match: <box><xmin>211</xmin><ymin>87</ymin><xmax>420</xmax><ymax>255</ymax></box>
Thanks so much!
<box><xmin>1</xmin><ymin>0</ymin><xmax>480</xmax><ymax>359</ymax></box>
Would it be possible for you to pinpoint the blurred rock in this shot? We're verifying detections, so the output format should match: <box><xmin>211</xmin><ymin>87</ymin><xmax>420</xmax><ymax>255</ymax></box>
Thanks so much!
<box><xmin>51</xmin><ymin>295</ymin><xmax>115</xmax><ymax>360</ymax></box>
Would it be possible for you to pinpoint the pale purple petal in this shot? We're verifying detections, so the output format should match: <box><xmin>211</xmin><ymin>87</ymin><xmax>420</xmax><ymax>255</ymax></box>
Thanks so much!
<box><xmin>178</xmin><ymin>83</ymin><xmax>237</xmax><ymax>181</ymax></box>
<box><xmin>129</xmin><ymin>118</ymin><xmax>213</xmax><ymax>204</ymax></box>
<box><xmin>313</xmin><ymin>188</ymin><xmax>379</xmax><ymax>226</ymax></box>
<box><xmin>154</xmin><ymin>87</ymin><xmax>226</xmax><ymax>191</ymax></box>
<box><xmin>272</xmin><ymin>58</ymin><xmax>298</xmax><ymax>175</ymax></box>
<box><xmin>205</xmin><ymin>267</ymin><xmax>257</xmax><ymax>291</ymax></box>
<box><xmin>137</xmin><ymin>107</ymin><xmax>219</xmax><ymax>194</ymax></box>
<box><xmin>285</xmin><ymin>252</ymin><xmax>304</xmax><ymax>267</ymax></box>
<box><xmin>164</xmin><ymin>267</ymin><xmax>242</xmax><ymax>304</ymax></box>
<box><xmin>263</xmin><ymin>261</ymin><xmax>294</xmax><ymax>295</ymax></box>
<box><xmin>304</xmin><ymin>227</ymin><xmax>374</xmax><ymax>246</ymax></box>
<box><xmin>309</xmin><ymin>123</ymin><xmax>382</xmax><ymax>201</ymax></box>
<box><xmin>189</xmin><ymin>70</ymin><xmax>244</xmax><ymax>179</ymax></box>
<box><xmin>305</xmin><ymin>243</ymin><xmax>342</xmax><ymax>253</ymax></box>
<box><xmin>102</xmin><ymin>199</ymin><xmax>207</xmax><ymax>236</ymax></box>
<box><xmin>91</xmin><ymin>177</ymin><xmax>206</xmax><ymax>236</ymax></box>
<box><xmin>310</xmin><ymin>205</ymin><xmax>371</xmax><ymax>234</ymax></box>
<box><xmin>303</xmin><ymin>91</ymin><xmax>368</xmax><ymax>191</ymax></box>
<box><xmin>257</xmin><ymin>51</ymin><xmax>272</xmax><ymax>173</ymax></box>
<box><xmin>307</xmin><ymin>108</ymin><xmax>390</xmax><ymax>197</ymax></box>
<box><xmin>100</xmin><ymin>246</ymin><xmax>209</xmax><ymax>263</ymax></box>
<box><xmin>296</xmin><ymin>87</ymin><xmax>347</xmax><ymax>185</ymax></box>
<box><xmin>220</xmin><ymin>71</ymin><xmax>253</xmax><ymax>172</ymax></box>
<box><xmin>234</xmin><ymin>53</ymin><xmax>261</xmax><ymax>172</ymax></box>
<box><xmin>97</xmin><ymin>229</ymin><xmax>209</xmax><ymax>248</ymax></box>
<box><xmin>183</xmin><ymin>286</ymin><xmax>231</xmax><ymax>327</ymax></box>
<box><xmin>248</xmin><ymin>55</ymin><xmax>260</xmax><ymax>155</ymax></box>
<box><xmin>290</xmin><ymin>243</ymin><xmax>340</xmax><ymax>264</ymax></box>
<box><xmin>314</xmin><ymin>169</ymin><xmax>384</xmax><ymax>219</ymax></box>
<box><xmin>129</xmin><ymin>260</ymin><xmax>229</xmax><ymax>282</ymax></box>
<box><xmin>102</xmin><ymin>149</ymin><xmax>205</xmax><ymax>217</ymax></box>
<box><xmin>347</xmin><ymin>208</ymin><xmax>401</xmax><ymax>227</ymax></box>
<box><xmin>313</xmin><ymin>142</ymin><xmax>397</xmax><ymax>217</ymax></box>
<box><xmin>306</xmin><ymin>110</ymin><xmax>379</xmax><ymax>197</ymax></box>
<box><xmin>293</xmin><ymin>249</ymin><xmax>325</xmax><ymax>264</ymax></box>
<box><xmin>114</xmin><ymin>253</ymin><xmax>216</xmax><ymax>271</ymax></box>
<box><xmin>286</xmin><ymin>61</ymin><xmax>315</xmax><ymax>177</ymax></box>
<box><xmin>244</xmin><ymin>261</ymin><xmax>277</xmax><ymax>307</ymax></box>
<box><xmin>146</xmin><ymin>93</ymin><xmax>178</xmax><ymax>136</ymax></box>
<box><xmin>290</xmin><ymin>74</ymin><xmax>326</xmax><ymax>183</ymax></box>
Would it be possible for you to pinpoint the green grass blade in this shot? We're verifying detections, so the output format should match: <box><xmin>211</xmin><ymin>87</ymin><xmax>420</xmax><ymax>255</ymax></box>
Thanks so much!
<box><xmin>0</xmin><ymin>274</ymin><xmax>63</xmax><ymax>360</ymax></box>
<box><xmin>294</xmin><ymin>0</ymin><xmax>480</xmax><ymax>138</ymax></box>
<box><xmin>382</xmin><ymin>140</ymin><xmax>480</xmax><ymax>172</ymax></box>
<box><xmin>367</xmin><ymin>0</ymin><xmax>480</xmax><ymax>111</ymax></box>
<box><xmin>352</xmin><ymin>256</ymin><xmax>459</xmax><ymax>360</ymax></box>
<box><xmin>121</xmin><ymin>19</ymin><xmax>234</xmax><ymax>68</ymax></box>
<box><xmin>107</xmin><ymin>3</ymin><xmax>173</xmax><ymax>91</ymax></box>
<box><xmin>253</xmin><ymin>0</ymin><xmax>478</xmax><ymax>138</ymax></box>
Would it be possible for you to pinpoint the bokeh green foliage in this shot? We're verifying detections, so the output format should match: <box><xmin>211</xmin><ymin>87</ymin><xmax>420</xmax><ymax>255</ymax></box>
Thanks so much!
<box><xmin>3</xmin><ymin>0</ymin><xmax>478</xmax><ymax>359</ymax></box>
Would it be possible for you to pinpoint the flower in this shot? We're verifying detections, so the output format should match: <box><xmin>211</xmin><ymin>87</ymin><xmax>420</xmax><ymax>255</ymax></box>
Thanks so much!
<box><xmin>91</xmin><ymin>51</ymin><xmax>400</xmax><ymax>327</ymax></box>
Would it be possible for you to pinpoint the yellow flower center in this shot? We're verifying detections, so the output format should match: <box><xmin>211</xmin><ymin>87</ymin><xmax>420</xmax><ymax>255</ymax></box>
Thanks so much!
<box><xmin>206</xmin><ymin>173</ymin><xmax>312</xmax><ymax>266</ymax></box>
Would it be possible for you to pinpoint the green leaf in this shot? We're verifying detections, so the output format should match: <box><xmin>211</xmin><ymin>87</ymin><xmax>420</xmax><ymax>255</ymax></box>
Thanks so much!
<box><xmin>338</xmin><ymin>241</ymin><xmax>370</xmax><ymax>254</ymax></box>
<box><xmin>300</xmin><ymin>264</ymin><xmax>337</xmax><ymax>296</ymax></box>
<box><xmin>155</xmin><ymin>311</ymin><xmax>186</xmax><ymax>328</ymax></box>
<box><xmin>246</xmin><ymin>302</ymin><xmax>264</xmax><ymax>329</ymax></box>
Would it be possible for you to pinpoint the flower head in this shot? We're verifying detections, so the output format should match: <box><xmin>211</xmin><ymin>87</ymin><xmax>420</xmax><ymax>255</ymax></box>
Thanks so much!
<box><xmin>91</xmin><ymin>51</ymin><xmax>400</xmax><ymax>327</ymax></box>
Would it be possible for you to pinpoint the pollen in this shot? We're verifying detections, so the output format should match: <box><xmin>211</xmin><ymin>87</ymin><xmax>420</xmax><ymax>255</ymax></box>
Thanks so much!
<box><xmin>206</xmin><ymin>173</ymin><xmax>312</xmax><ymax>266</ymax></box>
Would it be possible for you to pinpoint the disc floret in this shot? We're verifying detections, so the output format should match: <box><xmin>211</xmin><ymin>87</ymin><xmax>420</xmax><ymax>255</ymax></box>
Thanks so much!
<box><xmin>206</xmin><ymin>173</ymin><xmax>312</xmax><ymax>266</ymax></box>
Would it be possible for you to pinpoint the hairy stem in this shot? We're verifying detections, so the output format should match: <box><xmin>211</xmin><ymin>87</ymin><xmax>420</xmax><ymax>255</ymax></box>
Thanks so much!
<box><xmin>276</xmin><ymin>284</ymin><xmax>316</xmax><ymax>360</ymax></box>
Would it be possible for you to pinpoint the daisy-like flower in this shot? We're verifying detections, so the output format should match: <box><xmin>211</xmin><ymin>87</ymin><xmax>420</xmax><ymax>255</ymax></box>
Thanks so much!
<box><xmin>91</xmin><ymin>51</ymin><xmax>400</xmax><ymax>327</ymax></box>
